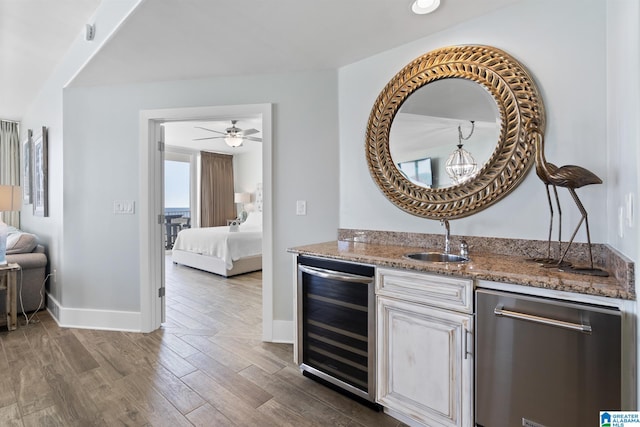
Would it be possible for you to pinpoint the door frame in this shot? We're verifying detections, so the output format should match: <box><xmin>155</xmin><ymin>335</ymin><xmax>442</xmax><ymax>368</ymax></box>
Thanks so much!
<box><xmin>138</xmin><ymin>103</ymin><xmax>273</xmax><ymax>335</ymax></box>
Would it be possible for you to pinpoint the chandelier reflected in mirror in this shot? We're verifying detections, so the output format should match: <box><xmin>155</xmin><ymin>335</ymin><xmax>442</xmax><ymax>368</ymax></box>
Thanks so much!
<box><xmin>445</xmin><ymin>120</ymin><xmax>477</xmax><ymax>185</ymax></box>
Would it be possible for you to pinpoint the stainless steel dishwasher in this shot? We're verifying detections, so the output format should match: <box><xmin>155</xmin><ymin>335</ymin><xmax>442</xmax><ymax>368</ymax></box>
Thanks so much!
<box><xmin>475</xmin><ymin>289</ymin><xmax>621</xmax><ymax>427</ymax></box>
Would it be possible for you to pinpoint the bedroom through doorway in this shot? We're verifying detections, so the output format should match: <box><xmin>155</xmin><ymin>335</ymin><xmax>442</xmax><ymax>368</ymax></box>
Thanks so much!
<box><xmin>160</xmin><ymin>115</ymin><xmax>265</xmax><ymax>331</ymax></box>
<box><xmin>139</xmin><ymin>104</ymin><xmax>273</xmax><ymax>338</ymax></box>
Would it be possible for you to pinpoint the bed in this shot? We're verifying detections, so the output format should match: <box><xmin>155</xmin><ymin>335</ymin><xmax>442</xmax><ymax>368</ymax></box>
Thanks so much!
<box><xmin>171</xmin><ymin>211</ymin><xmax>262</xmax><ymax>277</ymax></box>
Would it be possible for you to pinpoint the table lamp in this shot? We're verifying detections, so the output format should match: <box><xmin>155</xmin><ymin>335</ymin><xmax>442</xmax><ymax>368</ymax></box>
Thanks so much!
<box><xmin>0</xmin><ymin>185</ymin><xmax>21</xmax><ymax>266</ymax></box>
<box><xmin>234</xmin><ymin>192</ymin><xmax>251</xmax><ymax>222</ymax></box>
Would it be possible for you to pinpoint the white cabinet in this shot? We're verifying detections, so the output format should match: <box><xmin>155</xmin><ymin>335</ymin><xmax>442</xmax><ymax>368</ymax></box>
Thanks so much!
<box><xmin>376</xmin><ymin>268</ymin><xmax>473</xmax><ymax>427</ymax></box>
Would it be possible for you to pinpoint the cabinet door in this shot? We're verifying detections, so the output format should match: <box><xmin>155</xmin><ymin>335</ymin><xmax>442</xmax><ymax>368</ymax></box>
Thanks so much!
<box><xmin>377</xmin><ymin>296</ymin><xmax>473</xmax><ymax>427</ymax></box>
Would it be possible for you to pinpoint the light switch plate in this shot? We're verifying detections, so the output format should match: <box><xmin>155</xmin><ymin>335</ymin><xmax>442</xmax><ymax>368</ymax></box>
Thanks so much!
<box><xmin>625</xmin><ymin>193</ymin><xmax>634</xmax><ymax>227</ymax></box>
<box><xmin>296</xmin><ymin>200</ymin><xmax>307</xmax><ymax>216</ymax></box>
<box><xmin>114</xmin><ymin>200</ymin><xmax>135</xmax><ymax>214</ymax></box>
<box><xmin>618</xmin><ymin>206</ymin><xmax>624</xmax><ymax>238</ymax></box>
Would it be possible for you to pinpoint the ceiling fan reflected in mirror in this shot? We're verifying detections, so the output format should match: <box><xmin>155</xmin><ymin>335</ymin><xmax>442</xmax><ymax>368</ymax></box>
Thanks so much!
<box><xmin>194</xmin><ymin>120</ymin><xmax>262</xmax><ymax>147</ymax></box>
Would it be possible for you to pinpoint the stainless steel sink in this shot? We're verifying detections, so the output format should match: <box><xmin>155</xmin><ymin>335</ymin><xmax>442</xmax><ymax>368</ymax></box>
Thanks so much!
<box><xmin>404</xmin><ymin>251</ymin><xmax>470</xmax><ymax>263</ymax></box>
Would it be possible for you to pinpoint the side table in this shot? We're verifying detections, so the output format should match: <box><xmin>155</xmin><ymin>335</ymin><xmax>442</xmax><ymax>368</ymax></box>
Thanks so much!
<box><xmin>0</xmin><ymin>263</ymin><xmax>19</xmax><ymax>331</ymax></box>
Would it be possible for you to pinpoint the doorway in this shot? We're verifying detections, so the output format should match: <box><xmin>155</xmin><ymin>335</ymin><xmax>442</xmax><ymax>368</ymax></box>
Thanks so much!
<box><xmin>139</xmin><ymin>104</ymin><xmax>273</xmax><ymax>337</ymax></box>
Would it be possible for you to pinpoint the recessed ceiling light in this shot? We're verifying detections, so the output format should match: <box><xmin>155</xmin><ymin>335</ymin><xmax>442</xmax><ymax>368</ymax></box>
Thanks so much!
<box><xmin>411</xmin><ymin>0</ymin><xmax>441</xmax><ymax>15</ymax></box>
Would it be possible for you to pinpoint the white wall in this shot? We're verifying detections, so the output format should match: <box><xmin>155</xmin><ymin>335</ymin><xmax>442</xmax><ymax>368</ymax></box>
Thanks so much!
<box><xmin>234</xmin><ymin>147</ymin><xmax>262</xmax><ymax>202</ymax></box>
<box><xmin>606</xmin><ymin>1</ymin><xmax>639</xmax><ymax>262</ymax></box>
<box><xmin>62</xmin><ymin>70</ymin><xmax>339</xmax><ymax>323</ymax></box>
<box><xmin>606</xmin><ymin>0</ymin><xmax>640</xmax><ymax>409</ymax></box>
<box><xmin>339</xmin><ymin>0</ymin><xmax>608</xmax><ymax>243</ymax></box>
<box><xmin>19</xmin><ymin>0</ymin><xmax>141</xmax><ymax>304</ymax></box>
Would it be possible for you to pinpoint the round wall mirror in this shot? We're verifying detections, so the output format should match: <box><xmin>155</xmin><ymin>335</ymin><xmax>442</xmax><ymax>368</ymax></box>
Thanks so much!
<box><xmin>366</xmin><ymin>45</ymin><xmax>545</xmax><ymax>219</ymax></box>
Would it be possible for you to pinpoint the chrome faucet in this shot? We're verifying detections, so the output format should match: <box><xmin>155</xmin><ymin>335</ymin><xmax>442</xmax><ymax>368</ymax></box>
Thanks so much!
<box><xmin>440</xmin><ymin>219</ymin><xmax>450</xmax><ymax>254</ymax></box>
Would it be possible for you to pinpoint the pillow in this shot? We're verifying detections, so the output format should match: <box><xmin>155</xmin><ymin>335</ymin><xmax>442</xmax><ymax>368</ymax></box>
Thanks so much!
<box><xmin>228</xmin><ymin>219</ymin><xmax>241</xmax><ymax>232</ymax></box>
<box><xmin>241</xmin><ymin>211</ymin><xmax>262</xmax><ymax>229</ymax></box>
<box><xmin>6</xmin><ymin>232</ymin><xmax>37</xmax><ymax>254</ymax></box>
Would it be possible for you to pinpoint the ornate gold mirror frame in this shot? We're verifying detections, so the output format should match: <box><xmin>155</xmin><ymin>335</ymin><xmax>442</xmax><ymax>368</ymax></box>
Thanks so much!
<box><xmin>366</xmin><ymin>45</ymin><xmax>545</xmax><ymax>219</ymax></box>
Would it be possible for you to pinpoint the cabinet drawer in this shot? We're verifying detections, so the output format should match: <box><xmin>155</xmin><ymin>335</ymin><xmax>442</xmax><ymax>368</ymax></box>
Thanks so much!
<box><xmin>376</xmin><ymin>267</ymin><xmax>473</xmax><ymax>313</ymax></box>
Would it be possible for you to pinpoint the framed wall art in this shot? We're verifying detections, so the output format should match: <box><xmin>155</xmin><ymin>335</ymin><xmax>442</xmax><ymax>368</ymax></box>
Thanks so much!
<box><xmin>22</xmin><ymin>129</ymin><xmax>33</xmax><ymax>204</ymax></box>
<box><xmin>33</xmin><ymin>126</ymin><xmax>48</xmax><ymax>217</ymax></box>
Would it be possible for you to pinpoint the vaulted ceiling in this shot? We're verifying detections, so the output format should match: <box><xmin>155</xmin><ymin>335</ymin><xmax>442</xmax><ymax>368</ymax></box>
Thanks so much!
<box><xmin>1</xmin><ymin>0</ymin><xmax>522</xmax><ymax>121</ymax></box>
<box><xmin>0</xmin><ymin>0</ymin><xmax>101</xmax><ymax>120</ymax></box>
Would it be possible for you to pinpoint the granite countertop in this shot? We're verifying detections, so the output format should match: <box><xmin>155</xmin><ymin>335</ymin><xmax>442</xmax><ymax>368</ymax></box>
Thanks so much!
<box><xmin>289</xmin><ymin>239</ymin><xmax>635</xmax><ymax>301</ymax></box>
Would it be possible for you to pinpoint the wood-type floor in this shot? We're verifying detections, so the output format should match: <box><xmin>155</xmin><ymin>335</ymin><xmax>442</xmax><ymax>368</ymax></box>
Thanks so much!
<box><xmin>0</xmin><ymin>257</ymin><xmax>404</xmax><ymax>426</ymax></box>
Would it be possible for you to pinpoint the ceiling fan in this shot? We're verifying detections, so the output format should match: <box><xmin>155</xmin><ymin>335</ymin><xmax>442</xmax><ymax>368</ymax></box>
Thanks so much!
<box><xmin>194</xmin><ymin>120</ymin><xmax>262</xmax><ymax>147</ymax></box>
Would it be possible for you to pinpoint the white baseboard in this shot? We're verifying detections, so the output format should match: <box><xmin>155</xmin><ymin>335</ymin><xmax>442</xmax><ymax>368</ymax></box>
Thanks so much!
<box><xmin>45</xmin><ymin>293</ymin><xmax>293</xmax><ymax>338</ymax></box>
<box><xmin>46</xmin><ymin>293</ymin><xmax>142</xmax><ymax>332</ymax></box>
<box><xmin>270</xmin><ymin>319</ymin><xmax>294</xmax><ymax>343</ymax></box>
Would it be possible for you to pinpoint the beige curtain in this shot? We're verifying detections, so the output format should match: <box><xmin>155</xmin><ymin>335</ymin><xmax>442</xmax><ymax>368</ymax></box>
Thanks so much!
<box><xmin>200</xmin><ymin>152</ymin><xmax>235</xmax><ymax>227</ymax></box>
<box><xmin>0</xmin><ymin>120</ymin><xmax>20</xmax><ymax>227</ymax></box>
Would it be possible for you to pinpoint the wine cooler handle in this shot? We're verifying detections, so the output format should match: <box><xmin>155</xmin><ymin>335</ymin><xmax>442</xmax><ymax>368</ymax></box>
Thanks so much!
<box><xmin>298</xmin><ymin>265</ymin><xmax>373</xmax><ymax>284</ymax></box>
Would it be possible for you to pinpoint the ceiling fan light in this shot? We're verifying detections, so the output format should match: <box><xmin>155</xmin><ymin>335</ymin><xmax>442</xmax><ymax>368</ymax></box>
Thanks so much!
<box><xmin>224</xmin><ymin>135</ymin><xmax>243</xmax><ymax>147</ymax></box>
<box><xmin>411</xmin><ymin>0</ymin><xmax>440</xmax><ymax>15</ymax></box>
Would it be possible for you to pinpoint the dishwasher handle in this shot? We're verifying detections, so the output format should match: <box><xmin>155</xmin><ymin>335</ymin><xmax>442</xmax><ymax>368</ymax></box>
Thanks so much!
<box><xmin>494</xmin><ymin>304</ymin><xmax>592</xmax><ymax>334</ymax></box>
<box><xmin>298</xmin><ymin>265</ymin><xmax>373</xmax><ymax>284</ymax></box>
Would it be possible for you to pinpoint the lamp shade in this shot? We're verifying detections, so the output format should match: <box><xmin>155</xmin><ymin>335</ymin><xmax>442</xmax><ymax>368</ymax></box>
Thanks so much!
<box><xmin>0</xmin><ymin>185</ymin><xmax>21</xmax><ymax>212</ymax></box>
<box><xmin>0</xmin><ymin>185</ymin><xmax>20</xmax><ymax>266</ymax></box>
<box><xmin>234</xmin><ymin>192</ymin><xmax>251</xmax><ymax>204</ymax></box>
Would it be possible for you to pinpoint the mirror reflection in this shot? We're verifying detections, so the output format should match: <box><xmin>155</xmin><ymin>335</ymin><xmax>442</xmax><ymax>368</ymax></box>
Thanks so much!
<box><xmin>389</xmin><ymin>78</ymin><xmax>500</xmax><ymax>188</ymax></box>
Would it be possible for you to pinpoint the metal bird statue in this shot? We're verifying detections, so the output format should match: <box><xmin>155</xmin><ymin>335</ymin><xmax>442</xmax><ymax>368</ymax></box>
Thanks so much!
<box><xmin>527</xmin><ymin>120</ymin><xmax>608</xmax><ymax>277</ymax></box>
<box><xmin>525</xmin><ymin>121</ymin><xmax>565</xmax><ymax>266</ymax></box>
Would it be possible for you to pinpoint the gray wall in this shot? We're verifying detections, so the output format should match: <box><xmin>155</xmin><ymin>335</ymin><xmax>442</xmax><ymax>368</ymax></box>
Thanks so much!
<box><xmin>606</xmin><ymin>0</ymin><xmax>639</xmax><ymax>266</ymax></box>
<box><xmin>339</xmin><ymin>0</ymin><xmax>610</xmax><ymax>242</ymax></box>
<box><xmin>62</xmin><ymin>70</ymin><xmax>340</xmax><ymax>320</ymax></box>
<box><xmin>20</xmin><ymin>0</ymin><xmax>141</xmax><ymax>303</ymax></box>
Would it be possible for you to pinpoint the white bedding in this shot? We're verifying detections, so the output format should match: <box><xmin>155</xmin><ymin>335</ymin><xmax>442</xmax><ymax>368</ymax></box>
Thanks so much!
<box><xmin>172</xmin><ymin>220</ymin><xmax>262</xmax><ymax>270</ymax></box>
